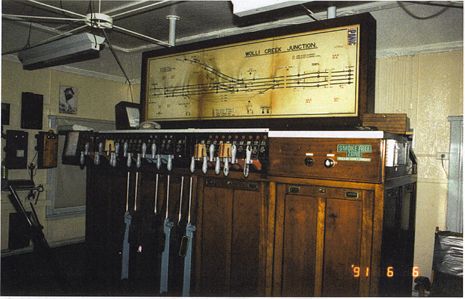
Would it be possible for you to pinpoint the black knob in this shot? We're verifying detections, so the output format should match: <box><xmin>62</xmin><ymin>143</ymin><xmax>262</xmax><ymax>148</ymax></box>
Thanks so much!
<box><xmin>324</xmin><ymin>158</ymin><xmax>335</xmax><ymax>168</ymax></box>
<box><xmin>304</xmin><ymin>157</ymin><xmax>314</xmax><ymax>167</ymax></box>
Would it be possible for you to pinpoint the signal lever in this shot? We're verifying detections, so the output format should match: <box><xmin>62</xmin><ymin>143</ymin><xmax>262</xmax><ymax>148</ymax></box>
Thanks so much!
<box><xmin>244</xmin><ymin>144</ymin><xmax>252</xmax><ymax>178</ymax></box>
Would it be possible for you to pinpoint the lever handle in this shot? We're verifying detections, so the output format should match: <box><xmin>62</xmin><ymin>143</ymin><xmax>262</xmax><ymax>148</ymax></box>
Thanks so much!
<box><xmin>123</xmin><ymin>142</ymin><xmax>129</xmax><ymax>157</ymax></box>
<box><xmin>115</xmin><ymin>142</ymin><xmax>120</xmax><ymax>156</ymax></box>
<box><xmin>223</xmin><ymin>157</ymin><xmax>229</xmax><ymax>176</ymax></box>
<box><xmin>98</xmin><ymin>142</ymin><xmax>104</xmax><ymax>155</ymax></box>
<box><xmin>136</xmin><ymin>153</ymin><xmax>142</xmax><ymax>169</ymax></box>
<box><xmin>141</xmin><ymin>142</ymin><xmax>147</xmax><ymax>159</ymax></box>
<box><xmin>231</xmin><ymin>144</ymin><xmax>237</xmax><ymax>164</ymax></box>
<box><xmin>215</xmin><ymin>157</ymin><xmax>221</xmax><ymax>175</ymax></box>
<box><xmin>243</xmin><ymin>164</ymin><xmax>250</xmax><ymax>178</ymax></box>
<box><xmin>167</xmin><ymin>155</ymin><xmax>173</xmax><ymax>171</ymax></box>
<box><xmin>127</xmin><ymin>153</ymin><xmax>132</xmax><ymax>168</ymax></box>
<box><xmin>245</xmin><ymin>145</ymin><xmax>252</xmax><ymax>164</ymax></box>
<box><xmin>190</xmin><ymin>156</ymin><xmax>195</xmax><ymax>173</ymax></box>
<box><xmin>156</xmin><ymin>154</ymin><xmax>162</xmax><ymax>170</ymax></box>
<box><xmin>84</xmin><ymin>142</ymin><xmax>90</xmax><ymax>156</ymax></box>
<box><xmin>151</xmin><ymin>143</ymin><xmax>157</xmax><ymax>159</ymax></box>
<box><xmin>209</xmin><ymin>144</ymin><xmax>215</xmax><ymax>162</ymax></box>
<box><xmin>202</xmin><ymin>156</ymin><xmax>208</xmax><ymax>174</ymax></box>
<box><xmin>80</xmin><ymin>151</ymin><xmax>85</xmax><ymax>166</ymax></box>
<box><xmin>110</xmin><ymin>152</ymin><xmax>117</xmax><ymax>167</ymax></box>
<box><xmin>94</xmin><ymin>152</ymin><xmax>100</xmax><ymax>165</ymax></box>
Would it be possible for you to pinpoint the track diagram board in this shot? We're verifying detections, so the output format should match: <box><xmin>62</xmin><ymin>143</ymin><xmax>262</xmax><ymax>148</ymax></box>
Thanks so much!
<box><xmin>145</xmin><ymin>25</ymin><xmax>360</xmax><ymax>121</ymax></box>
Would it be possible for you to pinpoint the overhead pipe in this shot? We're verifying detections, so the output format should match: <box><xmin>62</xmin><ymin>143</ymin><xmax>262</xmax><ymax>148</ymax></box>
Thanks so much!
<box><xmin>111</xmin><ymin>0</ymin><xmax>175</xmax><ymax>20</ymax></box>
<box><xmin>113</xmin><ymin>24</ymin><xmax>171</xmax><ymax>47</ymax></box>
<box><xmin>103</xmin><ymin>0</ymin><xmax>151</xmax><ymax>15</ymax></box>
<box><xmin>26</xmin><ymin>0</ymin><xmax>85</xmax><ymax>18</ymax></box>
<box><xmin>167</xmin><ymin>15</ymin><xmax>180</xmax><ymax>47</ymax></box>
<box><xmin>2</xmin><ymin>14</ymin><xmax>82</xmax><ymax>22</ymax></box>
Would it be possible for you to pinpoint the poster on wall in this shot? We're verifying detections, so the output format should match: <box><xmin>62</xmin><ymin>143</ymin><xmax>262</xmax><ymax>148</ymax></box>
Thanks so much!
<box><xmin>59</xmin><ymin>86</ymin><xmax>78</xmax><ymax>114</ymax></box>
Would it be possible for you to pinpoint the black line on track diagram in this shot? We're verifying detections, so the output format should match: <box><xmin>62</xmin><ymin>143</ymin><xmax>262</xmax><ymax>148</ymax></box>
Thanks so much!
<box><xmin>150</xmin><ymin>58</ymin><xmax>354</xmax><ymax>98</ymax></box>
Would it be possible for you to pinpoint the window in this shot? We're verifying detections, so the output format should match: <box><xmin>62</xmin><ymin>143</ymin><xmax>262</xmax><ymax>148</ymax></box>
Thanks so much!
<box><xmin>47</xmin><ymin>116</ymin><xmax>114</xmax><ymax>217</ymax></box>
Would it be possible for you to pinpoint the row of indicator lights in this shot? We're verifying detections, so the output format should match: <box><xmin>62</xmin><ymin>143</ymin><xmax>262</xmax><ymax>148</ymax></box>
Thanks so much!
<box><xmin>352</xmin><ymin>265</ymin><xmax>420</xmax><ymax>278</ymax></box>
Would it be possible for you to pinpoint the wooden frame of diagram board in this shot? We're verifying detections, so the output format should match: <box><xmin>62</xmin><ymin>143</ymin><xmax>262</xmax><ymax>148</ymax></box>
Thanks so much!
<box><xmin>140</xmin><ymin>13</ymin><xmax>376</xmax><ymax>130</ymax></box>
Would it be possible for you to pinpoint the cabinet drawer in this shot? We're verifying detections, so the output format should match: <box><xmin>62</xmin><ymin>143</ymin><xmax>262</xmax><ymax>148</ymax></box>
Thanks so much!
<box><xmin>286</xmin><ymin>184</ymin><xmax>363</xmax><ymax>201</ymax></box>
<box><xmin>205</xmin><ymin>177</ymin><xmax>259</xmax><ymax>191</ymax></box>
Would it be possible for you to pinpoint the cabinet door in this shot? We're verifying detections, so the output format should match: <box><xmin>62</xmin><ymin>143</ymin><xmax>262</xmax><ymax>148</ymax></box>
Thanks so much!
<box><xmin>273</xmin><ymin>184</ymin><xmax>324</xmax><ymax>296</ymax></box>
<box><xmin>195</xmin><ymin>177</ymin><xmax>264</xmax><ymax>296</ymax></box>
<box><xmin>322</xmin><ymin>197</ymin><xmax>362</xmax><ymax>296</ymax></box>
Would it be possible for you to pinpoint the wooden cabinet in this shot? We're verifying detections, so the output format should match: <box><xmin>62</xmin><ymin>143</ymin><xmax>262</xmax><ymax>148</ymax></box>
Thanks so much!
<box><xmin>85</xmin><ymin>133</ymin><xmax>416</xmax><ymax>297</ymax></box>
<box><xmin>194</xmin><ymin>176</ymin><xmax>267</xmax><ymax>296</ymax></box>
<box><xmin>272</xmin><ymin>184</ymin><xmax>321</xmax><ymax>296</ymax></box>
<box><xmin>323</xmin><ymin>196</ymin><xmax>362</xmax><ymax>296</ymax></box>
<box><xmin>270</xmin><ymin>181</ymin><xmax>377</xmax><ymax>297</ymax></box>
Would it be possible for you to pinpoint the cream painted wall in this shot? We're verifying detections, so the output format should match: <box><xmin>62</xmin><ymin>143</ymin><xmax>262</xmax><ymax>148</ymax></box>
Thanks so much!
<box><xmin>1</xmin><ymin>59</ymin><xmax>140</xmax><ymax>251</ymax></box>
<box><xmin>375</xmin><ymin>50</ymin><xmax>463</xmax><ymax>280</ymax></box>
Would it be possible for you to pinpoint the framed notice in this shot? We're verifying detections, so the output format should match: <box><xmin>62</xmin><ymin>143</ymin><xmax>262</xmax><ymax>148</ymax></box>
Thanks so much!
<box><xmin>141</xmin><ymin>13</ymin><xmax>376</xmax><ymax>129</ymax></box>
<box><xmin>59</xmin><ymin>86</ymin><xmax>78</xmax><ymax>114</ymax></box>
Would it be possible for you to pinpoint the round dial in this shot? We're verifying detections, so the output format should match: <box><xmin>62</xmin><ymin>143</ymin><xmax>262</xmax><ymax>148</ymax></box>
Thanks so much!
<box><xmin>304</xmin><ymin>157</ymin><xmax>314</xmax><ymax>167</ymax></box>
<box><xmin>324</xmin><ymin>158</ymin><xmax>335</xmax><ymax>168</ymax></box>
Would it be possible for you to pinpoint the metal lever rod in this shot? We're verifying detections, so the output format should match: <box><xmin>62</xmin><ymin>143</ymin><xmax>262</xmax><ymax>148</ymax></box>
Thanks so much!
<box><xmin>134</xmin><ymin>172</ymin><xmax>139</xmax><ymax>211</ymax></box>
<box><xmin>160</xmin><ymin>174</ymin><xmax>174</xmax><ymax>294</ymax></box>
<box><xmin>121</xmin><ymin>172</ymin><xmax>132</xmax><ymax>280</ymax></box>
<box><xmin>154</xmin><ymin>173</ymin><xmax>159</xmax><ymax>214</ymax></box>
<box><xmin>165</xmin><ymin>175</ymin><xmax>170</xmax><ymax>220</ymax></box>
<box><xmin>187</xmin><ymin>176</ymin><xmax>193</xmax><ymax>225</ymax></box>
<box><xmin>178</xmin><ymin>176</ymin><xmax>184</xmax><ymax>225</ymax></box>
<box><xmin>125</xmin><ymin>172</ymin><xmax>130</xmax><ymax>213</ymax></box>
<box><xmin>181</xmin><ymin>176</ymin><xmax>196</xmax><ymax>296</ymax></box>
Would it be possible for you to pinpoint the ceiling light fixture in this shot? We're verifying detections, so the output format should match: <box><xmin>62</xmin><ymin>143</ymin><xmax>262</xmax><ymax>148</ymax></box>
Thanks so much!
<box><xmin>18</xmin><ymin>32</ymin><xmax>105</xmax><ymax>70</ymax></box>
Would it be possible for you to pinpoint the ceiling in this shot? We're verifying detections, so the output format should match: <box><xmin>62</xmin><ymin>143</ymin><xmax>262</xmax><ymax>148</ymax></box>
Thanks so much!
<box><xmin>2</xmin><ymin>1</ymin><xmax>463</xmax><ymax>80</ymax></box>
<box><xmin>2</xmin><ymin>1</ymin><xmax>367</xmax><ymax>53</ymax></box>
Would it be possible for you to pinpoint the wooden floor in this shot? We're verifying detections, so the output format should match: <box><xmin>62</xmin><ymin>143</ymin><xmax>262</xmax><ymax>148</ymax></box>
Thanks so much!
<box><xmin>1</xmin><ymin>242</ymin><xmax>119</xmax><ymax>296</ymax></box>
<box><xmin>2</xmin><ymin>242</ymin><xmax>462</xmax><ymax>297</ymax></box>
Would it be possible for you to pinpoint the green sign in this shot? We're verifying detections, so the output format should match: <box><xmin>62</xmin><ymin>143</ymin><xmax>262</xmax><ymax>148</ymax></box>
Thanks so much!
<box><xmin>337</xmin><ymin>144</ymin><xmax>372</xmax><ymax>162</ymax></box>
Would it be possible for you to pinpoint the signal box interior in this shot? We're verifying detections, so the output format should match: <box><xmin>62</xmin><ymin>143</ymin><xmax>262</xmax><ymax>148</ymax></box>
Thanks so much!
<box><xmin>1</xmin><ymin>2</ymin><xmax>463</xmax><ymax>297</ymax></box>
